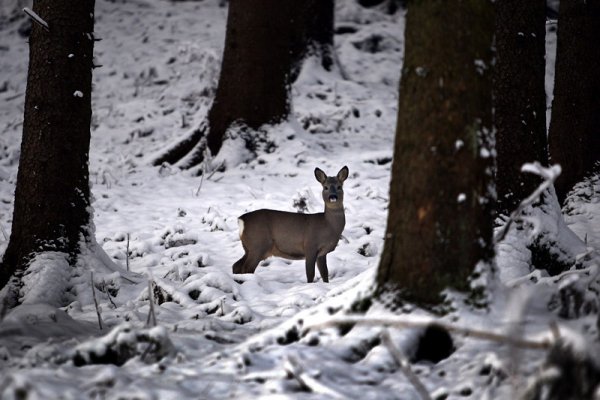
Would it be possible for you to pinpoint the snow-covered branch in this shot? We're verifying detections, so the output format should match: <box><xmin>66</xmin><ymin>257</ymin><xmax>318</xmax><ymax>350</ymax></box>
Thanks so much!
<box><xmin>495</xmin><ymin>162</ymin><xmax>562</xmax><ymax>244</ymax></box>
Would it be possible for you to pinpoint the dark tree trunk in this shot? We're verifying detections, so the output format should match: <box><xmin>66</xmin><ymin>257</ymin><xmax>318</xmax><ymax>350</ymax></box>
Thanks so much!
<box><xmin>494</xmin><ymin>0</ymin><xmax>548</xmax><ymax>216</ymax></box>
<box><xmin>154</xmin><ymin>0</ymin><xmax>335</xmax><ymax>170</ymax></box>
<box><xmin>376</xmin><ymin>0</ymin><xmax>495</xmax><ymax>307</ymax></box>
<box><xmin>548</xmin><ymin>0</ymin><xmax>600</xmax><ymax>204</ymax></box>
<box><xmin>0</xmin><ymin>0</ymin><xmax>95</xmax><ymax>299</ymax></box>
<box><xmin>305</xmin><ymin>0</ymin><xmax>335</xmax><ymax>71</ymax></box>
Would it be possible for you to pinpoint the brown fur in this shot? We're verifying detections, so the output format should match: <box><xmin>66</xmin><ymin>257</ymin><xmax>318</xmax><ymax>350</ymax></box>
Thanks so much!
<box><xmin>232</xmin><ymin>166</ymin><xmax>349</xmax><ymax>282</ymax></box>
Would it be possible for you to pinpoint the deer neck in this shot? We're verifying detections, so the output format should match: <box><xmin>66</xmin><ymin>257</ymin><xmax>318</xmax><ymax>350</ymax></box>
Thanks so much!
<box><xmin>324</xmin><ymin>205</ymin><xmax>345</xmax><ymax>233</ymax></box>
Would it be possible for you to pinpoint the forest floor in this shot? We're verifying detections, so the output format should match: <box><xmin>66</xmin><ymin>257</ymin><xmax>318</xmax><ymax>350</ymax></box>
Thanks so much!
<box><xmin>1</xmin><ymin>1</ymin><xmax>599</xmax><ymax>399</ymax></box>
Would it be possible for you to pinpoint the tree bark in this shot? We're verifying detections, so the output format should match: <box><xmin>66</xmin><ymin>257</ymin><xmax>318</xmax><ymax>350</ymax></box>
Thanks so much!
<box><xmin>494</xmin><ymin>0</ymin><xmax>548</xmax><ymax>216</ymax></box>
<box><xmin>376</xmin><ymin>0</ymin><xmax>495</xmax><ymax>307</ymax></box>
<box><xmin>0</xmin><ymin>0</ymin><xmax>95</xmax><ymax>297</ymax></box>
<box><xmin>154</xmin><ymin>0</ymin><xmax>335</xmax><ymax>170</ymax></box>
<box><xmin>305</xmin><ymin>0</ymin><xmax>335</xmax><ymax>72</ymax></box>
<box><xmin>548</xmin><ymin>0</ymin><xmax>600</xmax><ymax>204</ymax></box>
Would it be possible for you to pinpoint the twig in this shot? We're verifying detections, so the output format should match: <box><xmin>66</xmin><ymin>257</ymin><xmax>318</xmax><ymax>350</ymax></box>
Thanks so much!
<box><xmin>381</xmin><ymin>329</ymin><xmax>432</xmax><ymax>400</ymax></box>
<box><xmin>305</xmin><ymin>315</ymin><xmax>552</xmax><ymax>350</ymax></box>
<box><xmin>549</xmin><ymin>321</ymin><xmax>561</xmax><ymax>341</ymax></box>
<box><xmin>0</xmin><ymin>222</ymin><xmax>8</xmax><ymax>241</ymax></box>
<box><xmin>146</xmin><ymin>279</ymin><xmax>157</xmax><ymax>327</ymax></box>
<box><xmin>91</xmin><ymin>272</ymin><xmax>103</xmax><ymax>330</ymax></box>
<box><xmin>126</xmin><ymin>233</ymin><xmax>130</xmax><ymax>272</ymax></box>
<box><xmin>206</xmin><ymin>161</ymin><xmax>225</xmax><ymax>180</ymax></box>
<box><xmin>193</xmin><ymin>148</ymin><xmax>221</xmax><ymax>196</ymax></box>
<box><xmin>140</xmin><ymin>341</ymin><xmax>155</xmax><ymax>362</ymax></box>
<box><xmin>101</xmin><ymin>280</ymin><xmax>117</xmax><ymax>308</ymax></box>
<box><xmin>23</xmin><ymin>7</ymin><xmax>49</xmax><ymax>31</ymax></box>
<box><xmin>495</xmin><ymin>163</ymin><xmax>561</xmax><ymax>244</ymax></box>
<box><xmin>284</xmin><ymin>356</ymin><xmax>345</xmax><ymax>399</ymax></box>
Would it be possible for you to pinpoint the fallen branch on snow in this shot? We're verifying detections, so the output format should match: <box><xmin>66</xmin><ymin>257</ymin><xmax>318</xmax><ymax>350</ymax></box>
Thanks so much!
<box><xmin>305</xmin><ymin>315</ymin><xmax>553</xmax><ymax>350</ymax></box>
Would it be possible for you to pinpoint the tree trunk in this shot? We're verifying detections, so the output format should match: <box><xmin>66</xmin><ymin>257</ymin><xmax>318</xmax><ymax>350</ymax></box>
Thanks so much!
<box><xmin>0</xmin><ymin>0</ymin><xmax>95</xmax><ymax>300</ymax></box>
<box><xmin>494</xmin><ymin>0</ymin><xmax>548</xmax><ymax>216</ymax></box>
<box><xmin>376</xmin><ymin>0</ymin><xmax>495</xmax><ymax>307</ymax></box>
<box><xmin>305</xmin><ymin>0</ymin><xmax>335</xmax><ymax>71</ymax></box>
<box><xmin>548</xmin><ymin>0</ymin><xmax>600</xmax><ymax>204</ymax></box>
<box><xmin>154</xmin><ymin>0</ymin><xmax>334</xmax><ymax>170</ymax></box>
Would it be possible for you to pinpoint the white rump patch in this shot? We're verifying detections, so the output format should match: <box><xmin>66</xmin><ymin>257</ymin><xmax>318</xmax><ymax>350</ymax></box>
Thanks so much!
<box><xmin>238</xmin><ymin>218</ymin><xmax>244</xmax><ymax>238</ymax></box>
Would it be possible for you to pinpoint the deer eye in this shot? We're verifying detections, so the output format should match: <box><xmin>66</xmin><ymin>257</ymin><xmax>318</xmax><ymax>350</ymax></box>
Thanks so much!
<box><xmin>337</xmin><ymin>186</ymin><xmax>342</xmax><ymax>190</ymax></box>
<box><xmin>324</xmin><ymin>186</ymin><xmax>329</xmax><ymax>190</ymax></box>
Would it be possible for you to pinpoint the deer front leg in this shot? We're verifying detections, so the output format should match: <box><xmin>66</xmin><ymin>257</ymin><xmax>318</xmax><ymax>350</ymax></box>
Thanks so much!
<box><xmin>305</xmin><ymin>253</ymin><xmax>318</xmax><ymax>283</ymax></box>
<box><xmin>317</xmin><ymin>255</ymin><xmax>329</xmax><ymax>283</ymax></box>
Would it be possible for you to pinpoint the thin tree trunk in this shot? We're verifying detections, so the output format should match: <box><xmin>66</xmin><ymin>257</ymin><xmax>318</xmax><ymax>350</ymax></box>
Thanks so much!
<box><xmin>494</xmin><ymin>0</ymin><xmax>548</xmax><ymax>216</ymax></box>
<box><xmin>548</xmin><ymin>0</ymin><xmax>600</xmax><ymax>204</ymax></box>
<box><xmin>376</xmin><ymin>0</ymin><xmax>495</xmax><ymax>307</ymax></box>
<box><xmin>0</xmin><ymin>0</ymin><xmax>95</xmax><ymax>299</ymax></box>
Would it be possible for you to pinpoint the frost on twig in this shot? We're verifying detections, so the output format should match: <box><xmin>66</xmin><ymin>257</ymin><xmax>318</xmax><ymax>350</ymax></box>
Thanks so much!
<box><xmin>23</xmin><ymin>8</ymin><xmax>49</xmax><ymax>32</ymax></box>
<box><xmin>495</xmin><ymin>162</ymin><xmax>562</xmax><ymax>244</ymax></box>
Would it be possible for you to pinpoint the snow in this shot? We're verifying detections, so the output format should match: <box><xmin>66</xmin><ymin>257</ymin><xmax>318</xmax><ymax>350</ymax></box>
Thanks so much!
<box><xmin>0</xmin><ymin>0</ymin><xmax>599</xmax><ymax>399</ymax></box>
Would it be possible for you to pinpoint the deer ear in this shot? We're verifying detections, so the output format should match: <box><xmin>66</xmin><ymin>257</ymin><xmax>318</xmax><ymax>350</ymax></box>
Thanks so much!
<box><xmin>314</xmin><ymin>167</ymin><xmax>327</xmax><ymax>184</ymax></box>
<box><xmin>337</xmin><ymin>166</ymin><xmax>349</xmax><ymax>182</ymax></box>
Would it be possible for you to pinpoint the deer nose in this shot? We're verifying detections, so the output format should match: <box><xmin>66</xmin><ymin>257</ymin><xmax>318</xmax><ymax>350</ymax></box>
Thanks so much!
<box><xmin>329</xmin><ymin>194</ymin><xmax>338</xmax><ymax>203</ymax></box>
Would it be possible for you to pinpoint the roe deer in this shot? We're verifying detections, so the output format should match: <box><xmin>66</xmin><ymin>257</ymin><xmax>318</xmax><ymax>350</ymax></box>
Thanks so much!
<box><xmin>232</xmin><ymin>166</ymin><xmax>349</xmax><ymax>283</ymax></box>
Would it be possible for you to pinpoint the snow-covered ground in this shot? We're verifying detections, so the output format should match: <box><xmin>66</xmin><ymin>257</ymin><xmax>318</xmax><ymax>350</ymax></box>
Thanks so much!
<box><xmin>1</xmin><ymin>1</ymin><xmax>599</xmax><ymax>399</ymax></box>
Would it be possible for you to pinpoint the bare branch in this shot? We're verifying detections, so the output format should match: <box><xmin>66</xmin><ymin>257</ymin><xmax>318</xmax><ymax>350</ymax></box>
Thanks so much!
<box><xmin>305</xmin><ymin>315</ymin><xmax>552</xmax><ymax>350</ymax></box>
<box><xmin>381</xmin><ymin>329</ymin><xmax>432</xmax><ymax>400</ymax></box>
<box><xmin>0</xmin><ymin>222</ymin><xmax>8</xmax><ymax>241</ymax></box>
<box><xmin>23</xmin><ymin>7</ymin><xmax>49</xmax><ymax>32</ymax></box>
<box><xmin>101</xmin><ymin>280</ymin><xmax>117</xmax><ymax>308</ymax></box>
<box><xmin>146</xmin><ymin>279</ymin><xmax>157</xmax><ymax>327</ymax></box>
<box><xmin>91</xmin><ymin>272</ymin><xmax>103</xmax><ymax>330</ymax></box>
<box><xmin>126</xmin><ymin>233</ymin><xmax>130</xmax><ymax>272</ymax></box>
<box><xmin>284</xmin><ymin>356</ymin><xmax>345</xmax><ymax>399</ymax></box>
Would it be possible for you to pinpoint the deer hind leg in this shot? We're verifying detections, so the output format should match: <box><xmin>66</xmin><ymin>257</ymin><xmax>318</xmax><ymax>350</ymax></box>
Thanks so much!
<box><xmin>317</xmin><ymin>255</ymin><xmax>329</xmax><ymax>283</ymax></box>
<box><xmin>232</xmin><ymin>253</ymin><xmax>247</xmax><ymax>274</ymax></box>
<box><xmin>232</xmin><ymin>250</ymin><xmax>266</xmax><ymax>274</ymax></box>
<box><xmin>240</xmin><ymin>252</ymin><xmax>265</xmax><ymax>274</ymax></box>
<box><xmin>236</xmin><ymin>236</ymin><xmax>272</xmax><ymax>274</ymax></box>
